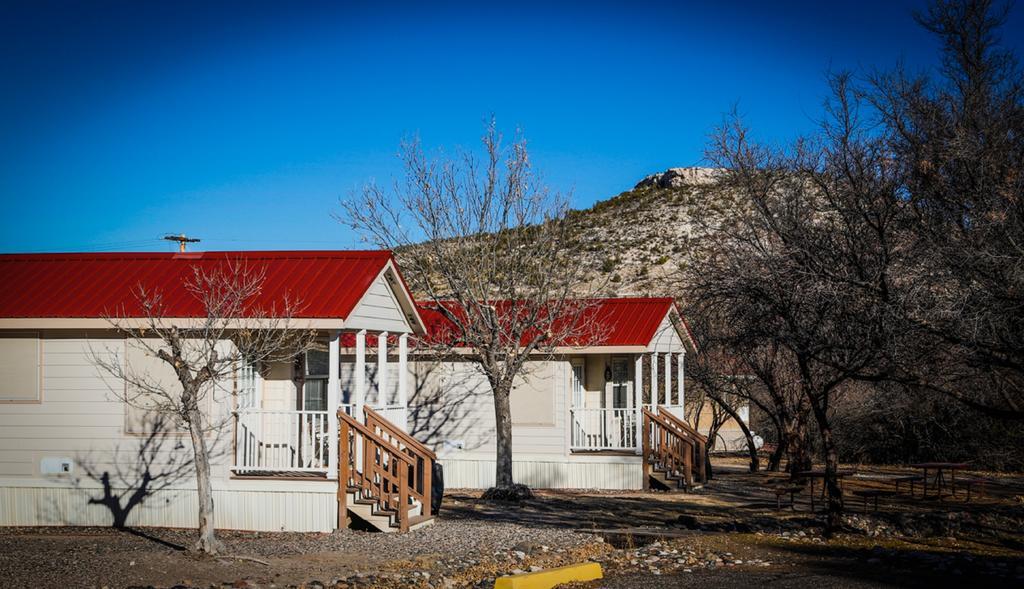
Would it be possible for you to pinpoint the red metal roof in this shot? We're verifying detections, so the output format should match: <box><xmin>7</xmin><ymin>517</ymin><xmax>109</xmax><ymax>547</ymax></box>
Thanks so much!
<box><xmin>0</xmin><ymin>250</ymin><xmax>394</xmax><ymax>319</ymax></box>
<box><xmin>414</xmin><ymin>297</ymin><xmax>689</xmax><ymax>348</ymax></box>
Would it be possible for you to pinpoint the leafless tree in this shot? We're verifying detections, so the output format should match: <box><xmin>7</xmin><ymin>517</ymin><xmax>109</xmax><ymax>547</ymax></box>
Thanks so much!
<box><xmin>92</xmin><ymin>261</ymin><xmax>315</xmax><ymax>554</ymax></box>
<box><xmin>869</xmin><ymin>0</ymin><xmax>1024</xmax><ymax>420</ymax></box>
<box><xmin>685</xmin><ymin>346</ymin><xmax>761</xmax><ymax>472</ymax></box>
<box><xmin>341</xmin><ymin>119</ymin><xmax>603</xmax><ymax>495</ymax></box>
<box><xmin>687</xmin><ymin>67</ymin><xmax>904</xmax><ymax>531</ymax></box>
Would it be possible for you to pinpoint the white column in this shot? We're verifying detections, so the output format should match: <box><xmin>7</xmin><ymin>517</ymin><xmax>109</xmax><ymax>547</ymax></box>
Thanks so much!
<box><xmin>678</xmin><ymin>351</ymin><xmax>685</xmax><ymax>419</ymax></box>
<box><xmin>327</xmin><ymin>330</ymin><xmax>340</xmax><ymax>480</ymax></box>
<box><xmin>377</xmin><ymin>332</ymin><xmax>388</xmax><ymax>408</ymax></box>
<box><xmin>634</xmin><ymin>354</ymin><xmax>643</xmax><ymax>453</ymax></box>
<box><xmin>354</xmin><ymin>330</ymin><xmax>366</xmax><ymax>421</ymax></box>
<box><xmin>663</xmin><ymin>352</ymin><xmax>672</xmax><ymax>407</ymax></box>
<box><xmin>650</xmin><ymin>353</ymin><xmax>658</xmax><ymax>412</ymax></box>
<box><xmin>398</xmin><ymin>333</ymin><xmax>409</xmax><ymax>430</ymax></box>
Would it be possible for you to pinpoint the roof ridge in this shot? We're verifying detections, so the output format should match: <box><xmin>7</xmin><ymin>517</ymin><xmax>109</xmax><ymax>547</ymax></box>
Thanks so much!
<box><xmin>0</xmin><ymin>250</ymin><xmax>393</xmax><ymax>261</ymax></box>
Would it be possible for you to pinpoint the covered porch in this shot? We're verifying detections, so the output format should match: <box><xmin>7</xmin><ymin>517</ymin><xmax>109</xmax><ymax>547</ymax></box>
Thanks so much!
<box><xmin>569</xmin><ymin>351</ymin><xmax>687</xmax><ymax>453</ymax></box>
<box><xmin>232</xmin><ymin>329</ymin><xmax>413</xmax><ymax>478</ymax></box>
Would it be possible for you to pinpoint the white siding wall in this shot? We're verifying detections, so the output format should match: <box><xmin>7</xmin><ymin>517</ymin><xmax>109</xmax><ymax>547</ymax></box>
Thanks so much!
<box><xmin>648</xmin><ymin>314</ymin><xmax>685</xmax><ymax>353</ymax></box>
<box><xmin>439</xmin><ymin>455</ymin><xmax>643</xmax><ymax>490</ymax></box>
<box><xmin>0</xmin><ymin>333</ymin><xmax>333</xmax><ymax>532</ymax></box>
<box><xmin>344</xmin><ymin>273</ymin><xmax>412</xmax><ymax>333</ymax></box>
<box><xmin>406</xmin><ymin>359</ymin><xmax>570</xmax><ymax>458</ymax></box>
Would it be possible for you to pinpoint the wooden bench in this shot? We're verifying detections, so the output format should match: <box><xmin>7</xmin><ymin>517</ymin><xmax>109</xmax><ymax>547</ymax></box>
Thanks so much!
<box><xmin>772</xmin><ymin>484</ymin><xmax>805</xmax><ymax>511</ymax></box>
<box><xmin>851</xmin><ymin>489</ymin><xmax>897</xmax><ymax>512</ymax></box>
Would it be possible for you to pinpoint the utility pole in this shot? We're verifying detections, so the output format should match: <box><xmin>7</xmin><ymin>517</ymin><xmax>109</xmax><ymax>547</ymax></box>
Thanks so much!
<box><xmin>163</xmin><ymin>233</ymin><xmax>200</xmax><ymax>253</ymax></box>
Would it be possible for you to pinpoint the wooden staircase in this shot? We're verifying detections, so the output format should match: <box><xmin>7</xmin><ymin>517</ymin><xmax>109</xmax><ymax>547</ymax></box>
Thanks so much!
<box><xmin>337</xmin><ymin>406</ymin><xmax>437</xmax><ymax>533</ymax></box>
<box><xmin>642</xmin><ymin>407</ymin><xmax>708</xmax><ymax>492</ymax></box>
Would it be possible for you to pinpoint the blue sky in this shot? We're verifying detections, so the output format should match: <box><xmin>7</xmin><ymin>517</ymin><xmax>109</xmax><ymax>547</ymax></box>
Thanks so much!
<box><xmin>2</xmin><ymin>0</ymin><xmax>1021</xmax><ymax>253</ymax></box>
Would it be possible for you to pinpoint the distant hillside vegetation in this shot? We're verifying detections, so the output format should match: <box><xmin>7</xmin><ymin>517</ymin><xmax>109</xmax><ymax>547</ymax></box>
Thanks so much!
<box><xmin>399</xmin><ymin>167</ymin><xmax>737</xmax><ymax>299</ymax></box>
<box><xmin>560</xmin><ymin>167</ymin><xmax>732</xmax><ymax>296</ymax></box>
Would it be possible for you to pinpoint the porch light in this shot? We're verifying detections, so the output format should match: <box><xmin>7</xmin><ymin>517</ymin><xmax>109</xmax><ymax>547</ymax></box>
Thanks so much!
<box><xmin>604</xmin><ymin>365</ymin><xmax>612</xmax><ymax>381</ymax></box>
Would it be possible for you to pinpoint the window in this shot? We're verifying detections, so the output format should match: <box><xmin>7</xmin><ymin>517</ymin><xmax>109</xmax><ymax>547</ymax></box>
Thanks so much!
<box><xmin>237</xmin><ymin>362</ymin><xmax>261</xmax><ymax>410</ymax></box>
<box><xmin>570</xmin><ymin>359</ymin><xmax>585</xmax><ymax>408</ymax></box>
<box><xmin>303</xmin><ymin>348</ymin><xmax>329</xmax><ymax>411</ymax></box>
<box><xmin>0</xmin><ymin>333</ymin><xmax>40</xmax><ymax>402</ymax></box>
<box><xmin>611</xmin><ymin>358</ymin><xmax>630</xmax><ymax>408</ymax></box>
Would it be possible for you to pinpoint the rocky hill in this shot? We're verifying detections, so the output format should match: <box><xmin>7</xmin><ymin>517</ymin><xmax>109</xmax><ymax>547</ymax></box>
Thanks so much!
<box><xmin>561</xmin><ymin>167</ymin><xmax>729</xmax><ymax>297</ymax></box>
<box><xmin>399</xmin><ymin>166</ymin><xmax>734</xmax><ymax>299</ymax></box>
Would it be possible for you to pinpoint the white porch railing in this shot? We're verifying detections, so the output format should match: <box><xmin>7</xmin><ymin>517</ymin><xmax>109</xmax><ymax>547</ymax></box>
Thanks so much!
<box><xmin>570</xmin><ymin>405</ymin><xmax>687</xmax><ymax>452</ymax></box>
<box><xmin>233</xmin><ymin>405</ymin><xmax>409</xmax><ymax>474</ymax></box>
<box><xmin>233</xmin><ymin>409</ymin><xmax>331</xmax><ymax>473</ymax></box>
<box><xmin>570</xmin><ymin>408</ymin><xmax>638</xmax><ymax>451</ymax></box>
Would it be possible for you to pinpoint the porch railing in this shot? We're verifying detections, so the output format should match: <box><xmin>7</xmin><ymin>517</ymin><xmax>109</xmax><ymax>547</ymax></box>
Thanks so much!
<box><xmin>233</xmin><ymin>405</ymin><xmax>409</xmax><ymax>474</ymax></box>
<box><xmin>338</xmin><ymin>406</ymin><xmax>436</xmax><ymax>532</ymax></box>
<box><xmin>234</xmin><ymin>409</ymin><xmax>331</xmax><ymax>473</ymax></box>
<box><xmin>570</xmin><ymin>405</ymin><xmax>687</xmax><ymax>452</ymax></box>
<box><xmin>570</xmin><ymin>407</ymin><xmax>638</xmax><ymax>451</ymax></box>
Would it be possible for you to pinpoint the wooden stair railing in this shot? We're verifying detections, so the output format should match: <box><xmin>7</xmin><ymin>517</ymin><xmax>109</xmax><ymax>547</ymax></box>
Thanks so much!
<box><xmin>364</xmin><ymin>406</ymin><xmax>437</xmax><ymax>520</ymax></box>
<box><xmin>642</xmin><ymin>408</ymin><xmax>696</xmax><ymax>490</ymax></box>
<box><xmin>657</xmin><ymin>407</ymin><xmax>708</xmax><ymax>483</ymax></box>
<box><xmin>337</xmin><ymin>409</ymin><xmax>417</xmax><ymax>532</ymax></box>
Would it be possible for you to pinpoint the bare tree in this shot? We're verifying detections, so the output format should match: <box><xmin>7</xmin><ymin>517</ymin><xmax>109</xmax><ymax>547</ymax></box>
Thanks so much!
<box><xmin>92</xmin><ymin>261</ymin><xmax>315</xmax><ymax>553</ymax></box>
<box><xmin>686</xmin><ymin>347</ymin><xmax>761</xmax><ymax>472</ymax></box>
<box><xmin>688</xmin><ymin>68</ymin><xmax>904</xmax><ymax>532</ymax></box>
<box><xmin>869</xmin><ymin>0</ymin><xmax>1024</xmax><ymax>420</ymax></box>
<box><xmin>341</xmin><ymin>120</ymin><xmax>603</xmax><ymax>496</ymax></box>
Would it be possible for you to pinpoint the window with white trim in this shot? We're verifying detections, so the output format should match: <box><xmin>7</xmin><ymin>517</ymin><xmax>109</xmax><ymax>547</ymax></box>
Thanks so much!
<box><xmin>570</xmin><ymin>359</ymin><xmax>585</xmax><ymax>408</ymax></box>
<box><xmin>303</xmin><ymin>348</ymin><xmax>329</xmax><ymax>411</ymax></box>
<box><xmin>237</xmin><ymin>361</ymin><xmax>261</xmax><ymax>410</ymax></box>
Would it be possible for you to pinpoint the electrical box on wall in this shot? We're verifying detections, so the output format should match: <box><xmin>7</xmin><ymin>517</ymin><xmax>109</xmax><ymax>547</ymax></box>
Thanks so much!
<box><xmin>443</xmin><ymin>440</ymin><xmax>465</xmax><ymax>451</ymax></box>
<box><xmin>40</xmin><ymin>457</ymin><xmax>74</xmax><ymax>475</ymax></box>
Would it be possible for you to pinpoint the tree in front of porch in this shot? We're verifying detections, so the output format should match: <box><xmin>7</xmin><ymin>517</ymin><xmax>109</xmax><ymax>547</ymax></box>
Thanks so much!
<box><xmin>91</xmin><ymin>260</ymin><xmax>316</xmax><ymax>554</ymax></box>
<box><xmin>341</xmin><ymin>119</ymin><xmax>605</xmax><ymax>498</ymax></box>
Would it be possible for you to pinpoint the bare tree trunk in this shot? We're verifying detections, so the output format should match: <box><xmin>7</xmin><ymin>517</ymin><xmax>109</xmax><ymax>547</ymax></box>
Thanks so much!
<box><xmin>783</xmin><ymin>413</ymin><xmax>812</xmax><ymax>476</ymax></box>
<box><xmin>187</xmin><ymin>407</ymin><xmax>223</xmax><ymax>554</ymax></box>
<box><xmin>704</xmin><ymin>419</ymin><xmax>724</xmax><ymax>481</ymax></box>
<box><xmin>492</xmin><ymin>381</ymin><xmax>514</xmax><ymax>490</ymax></box>
<box><xmin>710</xmin><ymin>393</ymin><xmax>759</xmax><ymax>472</ymax></box>
<box><xmin>767</xmin><ymin>434</ymin><xmax>787</xmax><ymax>472</ymax></box>
<box><xmin>738</xmin><ymin>420</ymin><xmax>759</xmax><ymax>472</ymax></box>
<box><xmin>809</xmin><ymin>401</ymin><xmax>843</xmax><ymax>535</ymax></box>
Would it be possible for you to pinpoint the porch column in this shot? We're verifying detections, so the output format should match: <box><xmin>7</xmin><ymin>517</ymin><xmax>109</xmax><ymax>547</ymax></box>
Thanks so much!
<box><xmin>634</xmin><ymin>354</ymin><xmax>643</xmax><ymax>453</ymax></box>
<box><xmin>663</xmin><ymin>352</ymin><xmax>672</xmax><ymax>407</ymax></box>
<box><xmin>398</xmin><ymin>333</ymin><xmax>409</xmax><ymax>430</ymax></box>
<box><xmin>678</xmin><ymin>351</ymin><xmax>685</xmax><ymax>419</ymax></box>
<box><xmin>354</xmin><ymin>330</ymin><xmax>366</xmax><ymax>421</ymax></box>
<box><xmin>377</xmin><ymin>332</ymin><xmax>389</xmax><ymax>408</ymax></box>
<box><xmin>327</xmin><ymin>330</ymin><xmax>340</xmax><ymax>480</ymax></box>
<box><xmin>650</xmin><ymin>353</ymin><xmax>658</xmax><ymax>412</ymax></box>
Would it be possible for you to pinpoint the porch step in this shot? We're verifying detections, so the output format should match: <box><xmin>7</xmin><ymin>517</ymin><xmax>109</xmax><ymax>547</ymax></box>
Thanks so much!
<box><xmin>649</xmin><ymin>469</ymin><xmax>699</xmax><ymax>493</ymax></box>
<box><xmin>393</xmin><ymin>514</ymin><xmax>435</xmax><ymax>531</ymax></box>
<box><xmin>343</xmin><ymin>488</ymin><xmax>430</xmax><ymax>533</ymax></box>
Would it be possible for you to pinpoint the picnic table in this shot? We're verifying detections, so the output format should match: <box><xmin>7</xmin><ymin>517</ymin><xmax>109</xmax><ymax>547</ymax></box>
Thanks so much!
<box><xmin>910</xmin><ymin>462</ymin><xmax>970</xmax><ymax>498</ymax></box>
<box><xmin>852</xmin><ymin>472</ymin><xmax>925</xmax><ymax>496</ymax></box>
<box><xmin>794</xmin><ymin>469</ymin><xmax>857</xmax><ymax>511</ymax></box>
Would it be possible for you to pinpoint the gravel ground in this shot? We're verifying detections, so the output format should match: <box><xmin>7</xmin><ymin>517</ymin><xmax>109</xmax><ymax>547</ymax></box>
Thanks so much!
<box><xmin>3</xmin><ymin>465</ymin><xmax>1023</xmax><ymax>589</ymax></box>
<box><xmin>0</xmin><ymin>520</ymin><xmax>601</xmax><ymax>589</ymax></box>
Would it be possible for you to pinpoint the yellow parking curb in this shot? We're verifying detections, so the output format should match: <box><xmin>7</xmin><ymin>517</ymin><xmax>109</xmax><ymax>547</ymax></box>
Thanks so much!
<box><xmin>494</xmin><ymin>562</ymin><xmax>603</xmax><ymax>589</ymax></box>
